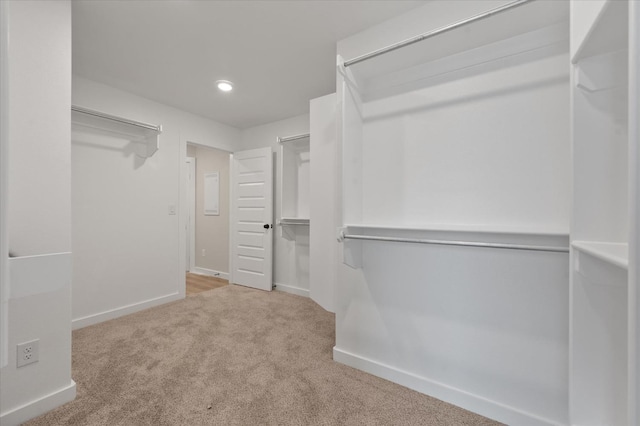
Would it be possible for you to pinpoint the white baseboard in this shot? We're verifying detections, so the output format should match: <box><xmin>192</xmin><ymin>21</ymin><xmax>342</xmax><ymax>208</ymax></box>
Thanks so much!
<box><xmin>0</xmin><ymin>380</ymin><xmax>76</xmax><ymax>426</ymax></box>
<box><xmin>190</xmin><ymin>267</ymin><xmax>229</xmax><ymax>280</ymax></box>
<box><xmin>72</xmin><ymin>292</ymin><xmax>182</xmax><ymax>330</ymax></box>
<box><xmin>332</xmin><ymin>347</ymin><xmax>564</xmax><ymax>426</ymax></box>
<box><xmin>274</xmin><ymin>282</ymin><xmax>310</xmax><ymax>298</ymax></box>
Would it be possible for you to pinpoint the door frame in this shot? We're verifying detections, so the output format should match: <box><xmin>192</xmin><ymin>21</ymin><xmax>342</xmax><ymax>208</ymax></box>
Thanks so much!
<box><xmin>179</xmin><ymin>139</ymin><xmax>233</xmax><ymax>298</ymax></box>
<box><xmin>186</xmin><ymin>156</ymin><xmax>196</xmax><ymax>273</ymax></box>
<box><xmin>0</xmin><ymin>0</ymin><xmax>8</xmax><ymax>367</ymax></box>
<box><xmin>229</xmin><ymin>153</ymin><xmax>235</xmax><ymax>285</ymax></box>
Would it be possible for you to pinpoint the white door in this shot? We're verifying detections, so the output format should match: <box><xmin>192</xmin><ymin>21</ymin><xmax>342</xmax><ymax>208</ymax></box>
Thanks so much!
<box><xmin>186</xmin><ymin>157</ymin><xmax>195</xmax><ymax>272</ymax></box>
<box><xmin>230</xmin><ymin>147</ymin><xmax>273</xmax><ymax>291</ymax></box>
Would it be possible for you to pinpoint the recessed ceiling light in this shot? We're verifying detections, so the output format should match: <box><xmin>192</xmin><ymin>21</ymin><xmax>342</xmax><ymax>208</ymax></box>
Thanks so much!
<box><xmin>216</xmin><ymin>80</ymin><xmax>233</xmax><ymax>92</ymax></box>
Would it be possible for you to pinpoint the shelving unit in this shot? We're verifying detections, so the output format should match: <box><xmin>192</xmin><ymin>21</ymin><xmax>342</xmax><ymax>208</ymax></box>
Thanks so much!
<box><xmin>332</xmin><ymin>0</ymin><xmax>640</xmax><ymax>424</ymax></box>
<box><xmin>571</xmin><ymin>253</ymin><xmax>627</xmax><ymax>426</ymax></box>
<box><xmin>339</xmin><ymin>0</ymin><xmax>571</xmax><ymax>243</ymax></box>
<box><xmin>276</xmin><ymin>133</ymin><xmax>311</xmax><ymax>297</ymax></box>
<box><xmin>571</xmin><ymin>0</ymin><xmax>628</xmax><ymax>63</ymax></box>
<box><xmin>279</xmin><ymin>218</ymin><xmax>310</xmax><ymax>226</ymax></box>
<box><xmin>572</xmin><ymin>241</ymin><xmax>628</xmax><ymax>270</ymax></box>
<box><xmin>279</xmin><ymin>133</ymin><xmax>310</xmax><ymax>226</ymax></box>
<box><xmin>342</xmin><ymin>223</ymin><xmax>569</xmax><ymax>250</ymax></box>
<box><xmin>570</xmin><ymin>0</ymin><xmax>637</xmax><ymax>424</ymax></box>
<box><xmin>336</xmin><ymin>2</ymin><xmax>574</xmax><ymax>424</ymax></box>
<box><xmin>71</xmin><ymin>105</ymin><xmax>162</xmax><ymax>158</ymax></box>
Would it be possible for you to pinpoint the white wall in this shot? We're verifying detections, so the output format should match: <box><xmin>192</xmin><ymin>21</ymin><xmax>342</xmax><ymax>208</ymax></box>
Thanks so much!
<box><xmin>240</xmin><ymin>114</ymin><xmax>309</xmax><ymax>152</ymax></box>
<box><xmin>335</xmin><ymin>2</ymin><xmax>571</xmax><ymax>425</ymax></box>
<box><xmin>281</xmin><ymin>141</ymin><xmax>310</xmax><ymax>219</ymax></box>
<box><xmin>7</xmin><ymin>4</ymin><xmax>72</xmax><ymax>257</ymax></box>
<box><xmin>71</xmin><ymin>77</ymin><xmax>240</xmax><ymax>329</ymax></box>
<box><xmin>240</xmin><ymin>114</ymin><xmax>311</xmax><ymax>296</ymax></box>
<box><xmin>1</xmin><ymin>2</ymin><xmax>76</xmax><ymax>424</ymax></box>
<box><xmin>360</xmin><ymin>52</ymin><xmax>569</xmax><ymax>232</ymax></box>
<box><xmin>309</xmin><ymin>94</ymin><xmax>337</xmax><ymax>313</ymax></box>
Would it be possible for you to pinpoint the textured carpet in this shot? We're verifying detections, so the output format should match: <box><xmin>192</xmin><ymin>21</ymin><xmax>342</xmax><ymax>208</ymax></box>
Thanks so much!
<box><xmin>26</xmin><ymin>285</ymin><xmax>501</xmax><ymax>425</ymax></box>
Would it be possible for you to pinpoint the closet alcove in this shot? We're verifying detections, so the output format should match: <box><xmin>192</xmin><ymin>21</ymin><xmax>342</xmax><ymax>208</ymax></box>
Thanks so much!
<box><xmin>279</xmin><ymin>133</ymin><xmax>310</xmax><ymax>227</ymax></box>
<box><xmin>335</xmin><ymin>1</ymin><xmax>572</xmax><ymax>424</ymax></box>
<box><xmin>339</xmin><ymin>1</ymin><xmax>570</xmax><ymax>244</ymax></box>
<box><xmin>275</xmin><ymin>133</ymin><xmax>311</xmax><ymax>295</ymax></box>
<box><xmin>334</xmin><ymin>0</ymin><xmax>640</xmax><ymax>424</ymax></box>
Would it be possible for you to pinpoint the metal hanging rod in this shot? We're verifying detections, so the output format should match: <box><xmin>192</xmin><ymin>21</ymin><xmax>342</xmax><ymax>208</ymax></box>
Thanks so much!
<box><xmin>72</xmin><ymin>105</ymin><xmax>162</xmax><ymax>133</ymax></box>
<box><xmin>278</xmin><ymin>133</ymin><xmax>310</xmax><ymax>143</ymax></box>
<box><xmin>343</xmin><ymin>0</ymin><xmax>535</xmax><ymax>68</ymax></box>
<box><xmin>341</xmin><ymin>233</ymin><xmax>569</xmax><ymax>253</ymax></box>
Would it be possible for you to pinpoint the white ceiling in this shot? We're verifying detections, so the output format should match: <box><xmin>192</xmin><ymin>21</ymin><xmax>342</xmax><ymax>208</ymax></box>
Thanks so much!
<box><xmin>72</xmin><ymin>0</ymin><xmax>426</xmax><ymax>129</ymax></box>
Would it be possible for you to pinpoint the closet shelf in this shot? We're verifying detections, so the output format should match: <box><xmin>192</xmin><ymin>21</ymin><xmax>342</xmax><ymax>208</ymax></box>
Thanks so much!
<box><xmin>342</xmin><ymin>224</ymin><xmax>569</xmax><ymax>252</ymax></box>
<box><xmin>71</xmin><ymin>105</ymin><xmax>162</xmax><ymax>158</ymax></box>
<box><xmin>575</xmin><ymin>49</ymin><xmax>627</xmax><ymax>94</ymax></box>
<box><xmin>341</xmin><ymin>1</ymin><xmax>567</xmax><ymax>89</ymax></box>
<box><xmin>572</xmin><ymin>241</ymin><xmax>628</xmax><ymax>269</ymax></box>
<box><xmin>571</xmin><ymin>0</ymin><xmax>628</xmax><ymax>64</ymax></box>
<box><xmin>279</xmin><ymin>218</ymin><xmax>310</xmax><ymax>226</ymax></box>
<box><xmin>344</xmin><ymin>223</ymin><xmax>569</xmax><ymax>237</ymax></box>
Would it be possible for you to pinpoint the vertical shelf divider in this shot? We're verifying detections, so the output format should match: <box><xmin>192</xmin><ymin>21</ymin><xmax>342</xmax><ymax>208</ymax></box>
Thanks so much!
<box><xmin>628</xmin><ymin>1</ymin><xmax>640</xmax><ymax>424</ymax></box>
<box><xmin>570</xmin><ymin>0</ymin><xmax>636</xmax><ymax>424</ymax></box>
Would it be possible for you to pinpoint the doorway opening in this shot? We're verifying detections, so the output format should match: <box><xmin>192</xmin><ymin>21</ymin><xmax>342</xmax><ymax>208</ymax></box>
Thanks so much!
<box><xmin>184</xmin><ymin>142</ymin><xmax>231</xmax><ymax>296</ymax></box>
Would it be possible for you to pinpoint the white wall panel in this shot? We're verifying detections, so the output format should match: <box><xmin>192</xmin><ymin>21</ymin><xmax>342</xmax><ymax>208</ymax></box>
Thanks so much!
<box><xmin>1</xmin><ymin>2</ymin><xmax>75</xmax><ymax>424</ymax></box>
<box><xmin>360</xmin><ymin>52</ymin><xmax>570</xmax><ymax>232</ymax></box>
<box><xmin>310</xmin><ymin>94</ymin><xmax>338</xmax><ymax>312</ymax></box>
<box><xmin>336</xmin><ymin>242</ymin><xmax>569</xmax><ymax>424</ymax></box>
<box><xmin>7</xmin><ymin>1</ymin><xmax>72</xmax><ymax>257</ymax></box>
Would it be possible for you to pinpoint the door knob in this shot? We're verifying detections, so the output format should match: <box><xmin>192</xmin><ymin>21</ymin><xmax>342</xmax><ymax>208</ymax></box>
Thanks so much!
<box><xmin>263</xmin><ymin>224</ymin><xmax>271</xmax><ymax>229</ymax></box>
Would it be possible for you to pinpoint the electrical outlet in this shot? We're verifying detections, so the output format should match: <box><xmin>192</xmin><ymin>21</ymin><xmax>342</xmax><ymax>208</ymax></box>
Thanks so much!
<box><xmin>202</xmin><ymin>249</ymin><xmax>206</xmax><ymax>257</ymax></box>
<box><xmin>17</xmin><ymin>339</ymin><xmax>39</xmax><ymax>368</ymax></box>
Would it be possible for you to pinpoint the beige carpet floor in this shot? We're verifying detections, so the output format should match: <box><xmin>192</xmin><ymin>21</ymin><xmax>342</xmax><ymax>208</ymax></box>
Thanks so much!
<box><xmin>26</xmin><ymin>285</ymin><xmax>501</xmax><ymax>425</ymax></box>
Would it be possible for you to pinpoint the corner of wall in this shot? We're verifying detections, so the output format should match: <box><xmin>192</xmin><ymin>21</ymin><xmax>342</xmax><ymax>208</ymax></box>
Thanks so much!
<box><xmin>1</xmin><ymin>1</ymin><xmax>75</xmax><ymax>424</ymax></box>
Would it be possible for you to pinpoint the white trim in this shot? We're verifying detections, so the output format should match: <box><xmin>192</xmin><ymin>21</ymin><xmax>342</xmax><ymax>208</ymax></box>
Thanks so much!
<box><xmin>0</xmin><ymin>0</ymin><xmax>9</xmax><ymax>369</ymax></box>
<box><xmin>629</xmin><ymin>3</ymin><xmax>640</xmax><ymax>424</ymax></box>
<box><xmin>72</xmin><ymin>292</ymin><xmax>181</xmax><ymax>330</ymax></box>
<box><xmin>0</xmin><ymin>380</ymin><xmax>76</xmax><ymax>426</ymax></box>
<box><xmin>333</xmin><ymin>347</ymin><xmax>565</xmax><ymax>426</ymax></box>
<box><xmin>186</xmin><ymin>156</ymin><xmax>196</xmax><ymax>272</ymax></box>
<box><xmin>228</xmin><ymin>153</ymin><xmax>235</xmax><ymax>285</ymax></box>
<box><xmin>178</xmin><ymin>138</ymin><xmax>188</xmax><ymax>299</ymax></box>
<box><xmin>274</xmin><ymin>282</ymin><xmax>310</xmax><ymax>298</ymax></box>
<box><xmin>190</xmin><ymin>267</ymin><xmax>229</xmax><ymax>281</ymax></box>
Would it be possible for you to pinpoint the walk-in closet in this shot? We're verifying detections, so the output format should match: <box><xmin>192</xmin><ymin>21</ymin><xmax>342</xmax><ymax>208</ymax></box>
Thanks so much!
<box><xmin>3</xmin><ymin>1</ymin><xmax>640</xmax><ymax>425</ymax></box>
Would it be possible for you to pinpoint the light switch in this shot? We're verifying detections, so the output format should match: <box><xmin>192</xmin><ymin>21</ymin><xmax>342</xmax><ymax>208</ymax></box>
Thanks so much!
<box><xmin>168</xmin><ymin>204</ymin><xmax>177</xmax><ymax>215</ymax></box>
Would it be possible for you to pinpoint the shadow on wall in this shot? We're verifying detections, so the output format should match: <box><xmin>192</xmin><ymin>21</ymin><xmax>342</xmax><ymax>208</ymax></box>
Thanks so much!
<box><xmin>72</xmin><ymin>128</ymin><xmax>148</xmax><ymax>169</ymax></box>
